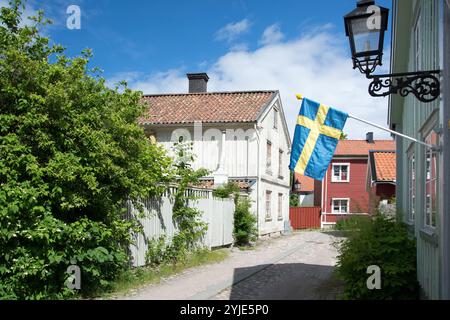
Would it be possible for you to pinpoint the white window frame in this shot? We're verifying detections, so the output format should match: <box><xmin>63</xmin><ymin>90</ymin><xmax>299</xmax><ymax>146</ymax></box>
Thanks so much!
<box><xmin>273</xmin><ymin>108</ymin><xmax>278</xmax><ymax>130</ymax></box>
<box><xmin>266</xmin><ymin>140</ymin><xmax>272</xmax><ymax>174</ymax></box>
<box><xmin>331</xmin><ymin>163</ymin><xmax>350</xmax><ymax>182</ymax></box>
<box><xmin>265</xmin><ymin>190</ymin><xmax>272</xmax><ymax>221</ymax></box>
<box><xmin>424</xmin><ymin>131</ymin><xmax>438</xmax><ymax>229</ymax></box>
<box><xmin>332</xmin><ymin>198</ymin><xmax>350</xmax><ymax>214</ymax></box>
<box><xmin>407</xmin><ymin>152</ymin><xmax>415</xmax><ymax>222</ymax></box>
<box><xmin>278</xmin><ymin>149</ymin><xmax>283</xmax><ymax>178</ymax></box>
<box><xmin>277</xmin><ymin>193</ymin><xmax>283</xmax><ymax>220</ymax></box>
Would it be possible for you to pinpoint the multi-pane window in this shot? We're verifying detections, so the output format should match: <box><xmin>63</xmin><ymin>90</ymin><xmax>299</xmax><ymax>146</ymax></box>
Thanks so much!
<box><xmin>332</xmin><ymin>199</ymin><xmax>349</xmax><ymax>214</ymax></box>
<box><xmin>265</xmin><ymin>191</ymin><xmax>272</xmax><ymax>220</ymax></box>
<box><xmin>332</xmin><ymin>164</ymin><xmax>350</xmax><ymax>182</ymax></box>
<box><xmin>408</xmin><ymin>154</ymin><xmax>415</xmax><ymax>222</ymax></box>
<box><xmin>278</xmin><ymin>150</ymin><xmax>283</xmax><ymax>178</ymax></box>
<box><xmin>424</xmin><ymin>130</ymin><xmax>438</xmax><ymax>228</ymax></box>
<box><xmin>278</xmin><ymin>193</ymin><xmax>283</xmax><ymax>220</ymax></box>
<box><xmin>273</xmin><ymin>109</ymin><xmax>278</xmax><ymax>129</ymax></box>
<box><xmin>266</xmin><ymin>141</ymin><xmax>272</xmax><ymax>173</ymax></box>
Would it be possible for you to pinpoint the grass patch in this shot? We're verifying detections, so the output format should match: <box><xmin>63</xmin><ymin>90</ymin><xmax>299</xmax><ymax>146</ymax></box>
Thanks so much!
<box><xmin>98</xmin><ymin>248</ymin><xmax>229</xmax><ymax>299</ymax></box>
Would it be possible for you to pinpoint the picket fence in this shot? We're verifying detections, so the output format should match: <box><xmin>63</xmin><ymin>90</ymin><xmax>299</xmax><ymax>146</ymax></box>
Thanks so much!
<box><xmin>125</xmin><ymin>187</ymin><xmax>235</xmax><ymax>267</ymax></box>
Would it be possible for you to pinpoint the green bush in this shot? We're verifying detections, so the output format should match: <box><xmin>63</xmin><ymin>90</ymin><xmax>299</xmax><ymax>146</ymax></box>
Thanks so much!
<box><xmin>335</xmin><ymin>214</ymin><xmax>419</xmax><ymax>299</ymax></box>
<box><xmin>334</xmin><ymin>215</ymin><xmax>371</xmax><ymax>231</ymax></box>
<box><xmin>212</xmin><ymin>182</ymin><xmax>240</xmax><ymax>199</ymax></box>
<box><xmin>289</xmin><ymin>194</ymin><xmax>299</xmax><ymax>207</ymax></box>
<box><xmin>211</xmin><ymin>182</ymin><xmax>257</xmax><ymax>246</ymax></box>
<box><xmin>234</xmin><ymin>198</ymin><xmax>258</xmax><ymax>246</ymax></box>
<box><xmin>0</xmin><ymin>1</ymin><xmax>172</xmax><ymax>299</ymax></box>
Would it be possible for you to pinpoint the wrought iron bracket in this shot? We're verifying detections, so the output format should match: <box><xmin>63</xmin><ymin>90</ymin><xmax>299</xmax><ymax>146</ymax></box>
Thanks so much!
<box><xmin>367</xmin><ymin>70</ymin><xmax>441</xmax><ymax>103</ymax></box>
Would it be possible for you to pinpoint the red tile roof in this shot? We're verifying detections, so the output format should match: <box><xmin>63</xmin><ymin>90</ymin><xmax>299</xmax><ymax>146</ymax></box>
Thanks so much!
<box><xmin>335</xmin><ymin>140</ymin><xmax>395</xmax><ymax>156</ymax></box>
<box><xmin>371</xmin><ymin>151</ymin><xmax>396</xmax><ymax>182</ymax></box>
<box><xmin>294</xmin><ymin>173</ymin><xmax>315</xmax><ymax>192</ymax></box>
<box><xmin>138</xmin><ymin>91</ymin><xmax>277</xmax><ymax>125</ymax></box>
<box><xmin>191</xmin><ymin>178</ymin><xmax>254</xmax><ymax>190</ymax></box>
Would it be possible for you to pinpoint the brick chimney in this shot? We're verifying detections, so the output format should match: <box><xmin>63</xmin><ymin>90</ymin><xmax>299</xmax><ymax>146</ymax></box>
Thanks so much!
<box><xmin>366</xmin><ymin>132</ymin><xmax>374</xmax><ymax>143</ymax></box>
<box><xmin>187</xmin><ymin>73</ymin><xmax>209</xmax><ymax>93</ymax></box>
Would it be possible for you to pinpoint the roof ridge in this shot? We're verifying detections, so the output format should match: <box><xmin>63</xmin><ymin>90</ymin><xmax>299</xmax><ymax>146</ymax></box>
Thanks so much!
<box><xmin>142</xmin><ymin>90</ymin><xmax>278</xmax><ymax>97</ymax></box>
<box><xmin>340</xmin><ymin>139</ymin><xmax>395</xmax><ymax>141</ymax></box>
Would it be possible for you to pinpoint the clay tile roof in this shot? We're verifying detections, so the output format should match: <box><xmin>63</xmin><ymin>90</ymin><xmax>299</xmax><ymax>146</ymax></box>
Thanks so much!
<box><xmin>294</xmin><ymin>173</ymin><xmax>315</xmax><ymax>192</ymax></box>
<box><xmin>138</xmin><ymin>91</ymin><xmax>277</xmax><ymax>125</ymax></box>
<box><xmin>370</xmin><ymin>151</ymin><xmax>396</xmax><ymax>182</ymax></box>
<box><xmin>191</xmin><ymin>178</ymin><xmax>255</xmax><ymax>190</ymax></box>
<box><xmin>335</xmin><ymin>140</ymin><xmax>395</xmax><ymax>156</ymax></box>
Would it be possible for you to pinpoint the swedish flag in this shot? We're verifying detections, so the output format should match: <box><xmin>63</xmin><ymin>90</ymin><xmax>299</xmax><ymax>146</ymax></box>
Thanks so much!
<box><xmin>289</xmin><ymin>97</ymin><xmax>348</xmax><ymax>180</ymax></box>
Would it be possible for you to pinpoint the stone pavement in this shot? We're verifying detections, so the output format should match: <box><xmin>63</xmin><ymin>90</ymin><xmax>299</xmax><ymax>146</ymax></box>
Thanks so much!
<box><xmin>116</xmin><ymin>230</ymin><xmax>344</xmax><ymax>300</ymax></box>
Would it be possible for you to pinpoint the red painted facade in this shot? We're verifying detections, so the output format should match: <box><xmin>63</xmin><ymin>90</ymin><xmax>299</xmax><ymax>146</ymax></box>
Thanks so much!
<box><xmin>322</xmin><ymin>158</ymin><xmax>370</xmax><ymax>214</ymax></box>
<box><xmin>368</xmin><ymin>183</ymin><xmax>396</xmax><ymax>214</ymax></box>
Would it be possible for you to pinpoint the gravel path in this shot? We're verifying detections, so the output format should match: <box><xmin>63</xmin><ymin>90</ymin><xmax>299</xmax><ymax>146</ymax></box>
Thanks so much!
<box><xmin>116</xmin><ymin>230</ymin><xmax>344</xmax><ymax>300</ymax></box>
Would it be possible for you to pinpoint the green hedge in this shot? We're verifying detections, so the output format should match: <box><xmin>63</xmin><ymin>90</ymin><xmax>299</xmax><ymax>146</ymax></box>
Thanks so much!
<box><xmin>335</xmin><ymin>214</ymin><xmax>419</xmax><ymax>299</ymax></box>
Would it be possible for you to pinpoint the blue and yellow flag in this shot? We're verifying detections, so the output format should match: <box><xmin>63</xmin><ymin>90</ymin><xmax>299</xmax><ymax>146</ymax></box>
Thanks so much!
<box><xmin>289</xmin><ymin>97</ymin><xmax>348</xmax><ymax>180</ymax></box>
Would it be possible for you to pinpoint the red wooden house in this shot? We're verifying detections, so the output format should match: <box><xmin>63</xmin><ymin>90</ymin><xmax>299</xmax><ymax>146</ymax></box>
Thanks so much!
<box><xmin>319</xmin><ymin>133</ymin><xmax>395</xmax><ymax>227</ymax></box>
<box><xmin>366</xmin><ymin>150</ymin><xmax>396</xmax><ymax>214</ymax></box>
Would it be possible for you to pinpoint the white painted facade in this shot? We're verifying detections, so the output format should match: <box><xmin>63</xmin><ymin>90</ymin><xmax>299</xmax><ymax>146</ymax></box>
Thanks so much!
<box><xmin>145</xmin><ymin>93</ymin><xmax>292</xmax><ymax>236</ymax></box>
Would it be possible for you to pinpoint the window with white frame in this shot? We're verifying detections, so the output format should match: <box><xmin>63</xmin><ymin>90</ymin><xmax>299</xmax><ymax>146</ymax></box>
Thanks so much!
<box><xmin>424</xmin><ymin>130</ymin><xmax>438</xmax><ymax>228</ymax></box>
<box><xmin>265</xmin><ymin>191</ymin><xmax>272</xmax><ymax>220</ymax></box>
<box><xmin>278</xmin><ymin>149</ymin><xmax>283</xmax><ymax>178</ymax></box>
<box><xmin>266</xmin><ymin>140</ymin><xmax>272</xmax><ymax>173</ymax></box>
<box><xmin>332</xmin><ymin>199</ymin><xmax>349</xmax><ymax>214</ymax></box>
<box><xmin>331</xmin><ymin>164</ymin><xmax>350</xmax><ymax>182</ymax></box>
<box><xmin>273</xmin><ymin>109</ymin><xmax>278</xmax><ymax>130</ymax></box>
<box><xmin>408</xmin><ymin>153</ymin><xmax>415</xmax><ymax>222</ymax></box>
<box><xmin>277</xmin><ymin>193</ymin><xmax>283</xmax><ymax>220</ymax></box>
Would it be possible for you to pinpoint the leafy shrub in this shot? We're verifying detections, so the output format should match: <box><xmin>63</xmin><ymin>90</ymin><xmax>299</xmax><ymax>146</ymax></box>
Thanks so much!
<box><xmin>335</xmin><ymin>214</ymin><xmax>419</xmax><ymax>299</ymax></box>
<box><xmin>334</xmin><ymin>215</ymin><xmax>371</xmax><ymax>231</ymax></box>
<box><xmin>210</xmin><ymin>182</ymin><xmax>257</xmax><ymax>246</ymax></box>
<box><xmin>289</xmin><ymin>194</ymin><xmax>299</xmax><ymax>207</ymax></box>
<box><xmin>212</xmin><ymin>182</ymin><xmax>240</xmax><ymax>199</ymax></box>
<box><xmin>0</xmin><ymin>1</ymin><xmax>172</xmax><ymax>299</ymax></box>
<box><xmin>234</xmin><ymin>198</ymin><xmax>258</xmax><ymax>246</ymax></box>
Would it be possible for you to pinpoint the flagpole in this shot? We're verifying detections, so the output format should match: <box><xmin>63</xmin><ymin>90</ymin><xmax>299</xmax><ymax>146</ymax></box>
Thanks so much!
<box><xmin>295</xmin><ymin>94</ymin><xmax>438</xmax><ymax>150</ymax></box>
<box><xmin>347</xmin><ymin>114</ymin><xmax>437</xmax><ymax>149</ymax></box>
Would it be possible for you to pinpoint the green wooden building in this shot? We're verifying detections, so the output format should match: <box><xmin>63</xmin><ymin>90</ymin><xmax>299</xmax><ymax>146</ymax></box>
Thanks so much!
<box><xmin>388</xmin><ymin>0</ymin><xmax>450</xmax><ymax>299</ymax></box>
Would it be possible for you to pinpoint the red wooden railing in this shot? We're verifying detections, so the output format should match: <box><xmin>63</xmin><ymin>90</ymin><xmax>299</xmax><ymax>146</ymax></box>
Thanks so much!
<box><xmin>289</xmin><ymin>207</ymin><xmax>321</xmax><ymax>229</ymax></box>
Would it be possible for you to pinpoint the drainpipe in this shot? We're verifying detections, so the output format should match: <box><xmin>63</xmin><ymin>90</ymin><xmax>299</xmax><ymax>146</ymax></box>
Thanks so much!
<box><xmin>254</xmin><ymin>124</ymin><xmax>261</xmax><ymax>236</ymax></box>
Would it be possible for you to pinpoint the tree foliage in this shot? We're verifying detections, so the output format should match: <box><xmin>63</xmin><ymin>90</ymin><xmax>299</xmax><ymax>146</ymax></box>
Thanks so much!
<box><xmin>0</xmin><ymin>0</ymin><xmax>172</xmax><ymax>299</ymax></box>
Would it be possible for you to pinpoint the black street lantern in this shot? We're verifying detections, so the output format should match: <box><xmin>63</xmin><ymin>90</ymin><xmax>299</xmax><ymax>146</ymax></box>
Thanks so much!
<box><xmin>344</xmin><ymin>0</ymin><xmax>388</xmax><ymax>76</ymax></box>
<box><xmin>344</xmin><ymin>0</ymin><xmax>440</xmax><ymax>103</ymax></box>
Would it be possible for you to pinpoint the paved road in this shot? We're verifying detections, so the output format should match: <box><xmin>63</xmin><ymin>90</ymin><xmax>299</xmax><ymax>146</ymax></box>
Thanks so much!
<box><xmin>116</xmin><ymin>230</ymin><xmax>344</xmax><ymax>300</ymax></box>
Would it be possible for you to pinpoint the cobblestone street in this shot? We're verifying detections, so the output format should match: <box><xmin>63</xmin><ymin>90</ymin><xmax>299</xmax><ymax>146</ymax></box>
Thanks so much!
<box><xmin>117</xmin><ymin>230</ymin><xmax>344</xmax><ymax>300</ymax></box>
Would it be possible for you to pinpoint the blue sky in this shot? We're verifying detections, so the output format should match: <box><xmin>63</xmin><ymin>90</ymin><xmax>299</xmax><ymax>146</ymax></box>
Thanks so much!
<box><xmin>3</xmin><ymin>0</ymin><xmax>394</xmax><ymax>139</ymax></box>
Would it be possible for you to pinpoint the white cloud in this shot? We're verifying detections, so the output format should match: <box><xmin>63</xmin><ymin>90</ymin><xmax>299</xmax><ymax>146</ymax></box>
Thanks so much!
<box><xmin>215</xmin><ymin>19</ymin><xmax>250</xmax><ymax>43</ymax></box>
<box><xmin>109</xmin><ymin>26</ymin><xmax>391</xmax><ymax>140</ymax></box>
<box><xmin>259</xmin><ymin>24</ymin><xmax>284</xmax><ymax>46</ymax></box>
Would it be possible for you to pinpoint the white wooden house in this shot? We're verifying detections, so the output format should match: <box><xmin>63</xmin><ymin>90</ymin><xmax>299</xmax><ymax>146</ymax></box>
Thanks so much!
<box><xmin>138</xmin><ymin>73</ymin><xmax>292</xmax><ymax>236</ymax></box>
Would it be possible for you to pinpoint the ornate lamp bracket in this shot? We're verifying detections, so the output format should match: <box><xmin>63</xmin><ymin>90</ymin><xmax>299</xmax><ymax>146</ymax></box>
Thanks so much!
<box><xmin>367</xmin><ymin>70</ymin><xmax>441</xmax><ymax>103</ymax></box>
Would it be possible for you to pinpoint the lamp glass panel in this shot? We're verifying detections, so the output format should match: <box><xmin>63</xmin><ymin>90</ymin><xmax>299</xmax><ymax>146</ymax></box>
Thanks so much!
<box><xmin>350</xmin><ymin>17</ymin><xmax>380</xmax><ymax>55</ymax></box>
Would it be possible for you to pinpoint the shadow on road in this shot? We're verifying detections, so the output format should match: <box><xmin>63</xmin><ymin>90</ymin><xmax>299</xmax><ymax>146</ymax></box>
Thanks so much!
<box><xmin>228</xmin><ymin>262</ymin><xmax>343</xmax><ymax>300</ymax></box>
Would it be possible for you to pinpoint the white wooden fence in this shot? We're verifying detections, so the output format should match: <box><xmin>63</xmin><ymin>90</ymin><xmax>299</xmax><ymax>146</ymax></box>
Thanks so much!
<box><xmin>125</xmin><ymin>187</ymin><xmax>235</xmax><ymax>267</ymax></box>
